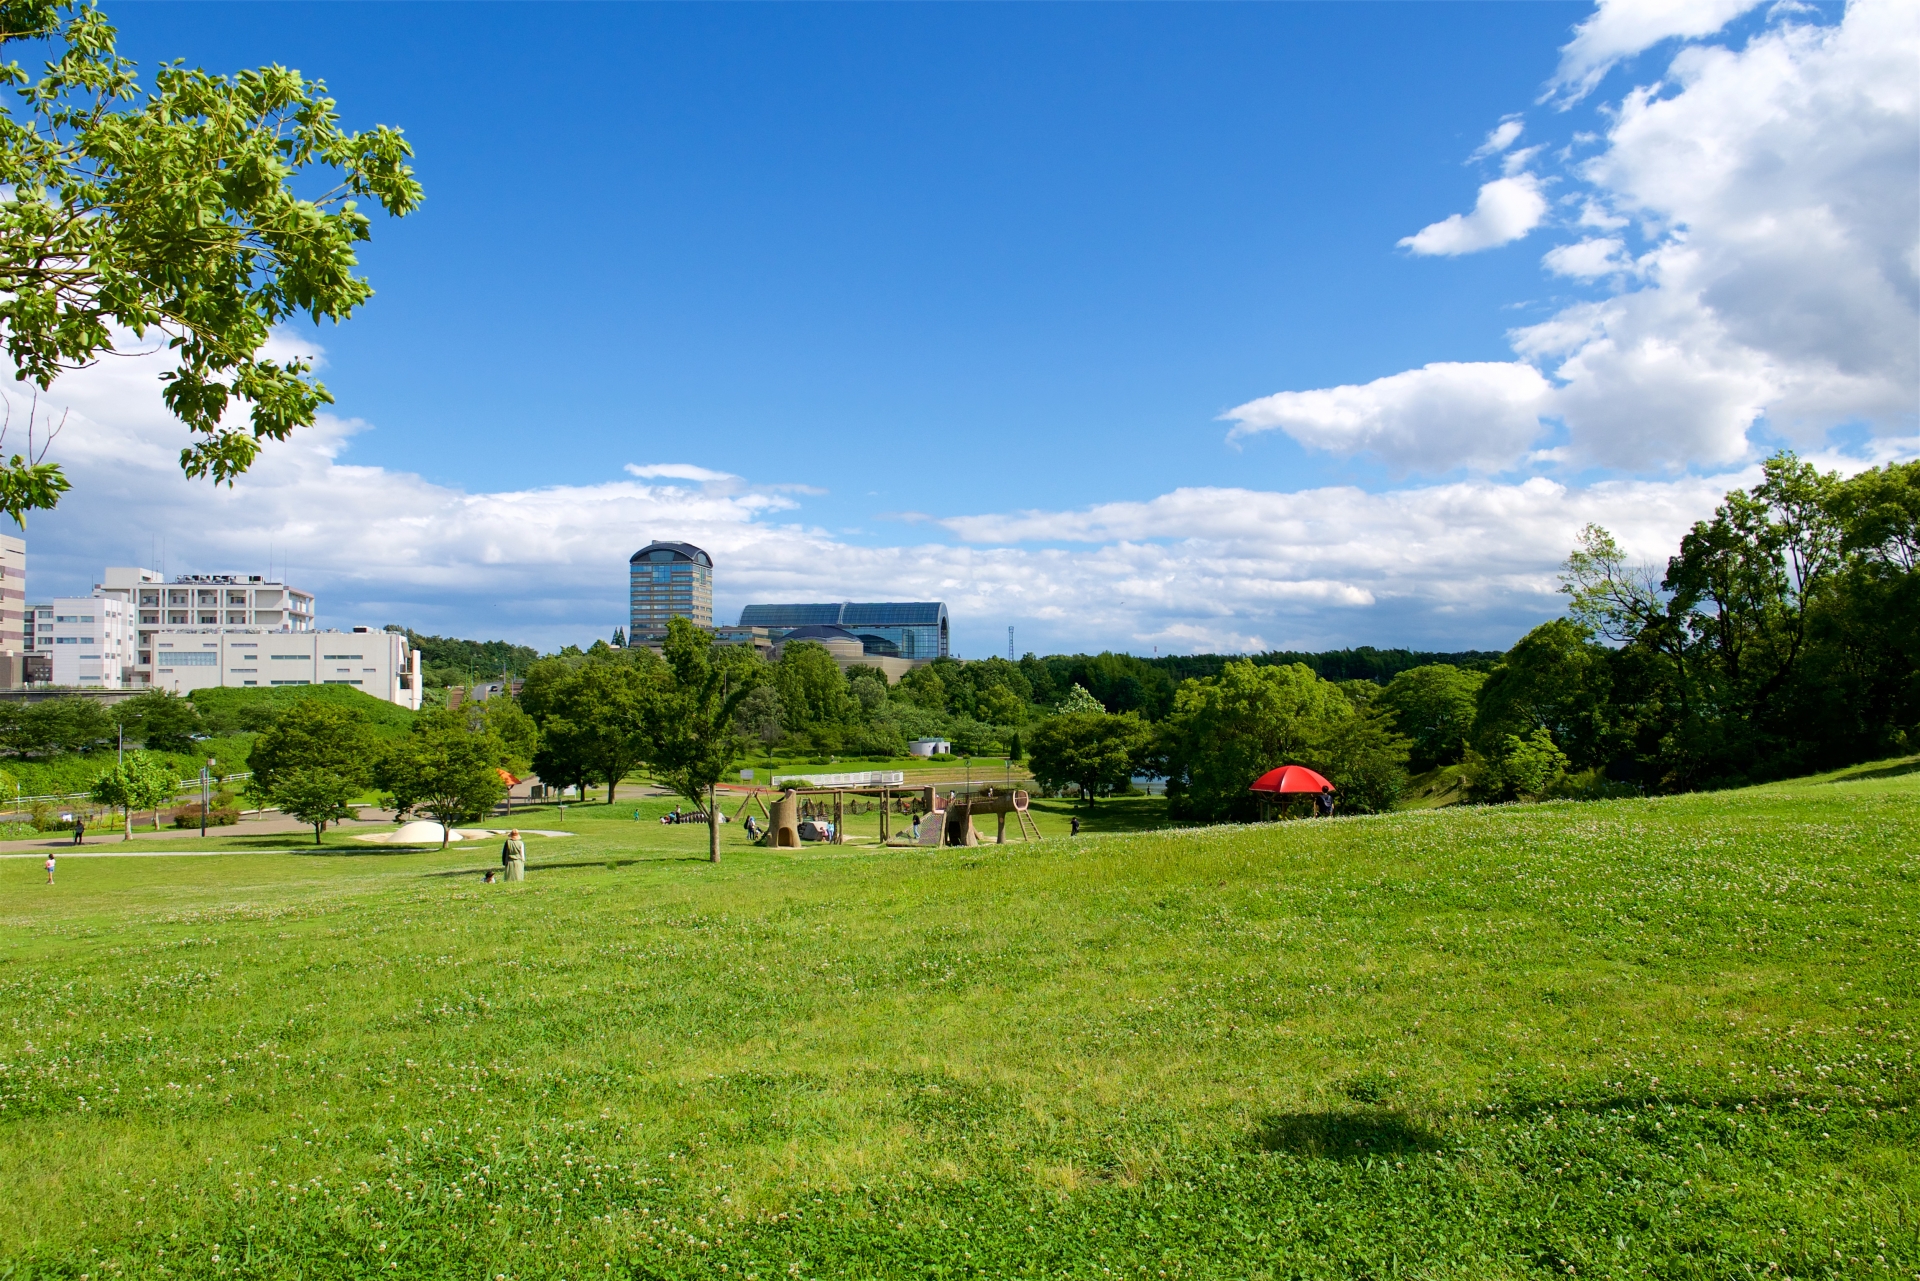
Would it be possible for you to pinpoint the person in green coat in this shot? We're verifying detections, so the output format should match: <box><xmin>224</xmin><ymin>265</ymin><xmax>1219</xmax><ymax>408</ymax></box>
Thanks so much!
<box><xmin>501</xmin><ymin>830</ymin><xmax>526</xmax><ymax>882</ymax></box>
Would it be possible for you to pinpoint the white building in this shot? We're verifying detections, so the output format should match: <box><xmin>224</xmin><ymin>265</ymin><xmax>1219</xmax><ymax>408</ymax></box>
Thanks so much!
<box><xmin>91</xmin><ymin>568</ymin><xmax>315</xmax><ymax>687</ymax></box>
<box><xmin>0</xmin><ymin>533</ymin><xmax>23</xmax><ymax>654</ymax></box>
<box><xmin>48</xmin><ymin>595</ymin><xmax>135</xmax><ymax>688</ymax></box>
<box><xmin>149</xmin><ymin>625</ymin><xmax>422</xmax><ymax>709</ymax></box>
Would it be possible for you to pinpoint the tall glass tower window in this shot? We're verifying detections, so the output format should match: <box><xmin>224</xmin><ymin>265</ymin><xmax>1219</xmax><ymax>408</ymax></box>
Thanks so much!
<box><xmin>629</xmin><ymin>542</ymin><xmax>714</xmax><ymax>635</ymax></box>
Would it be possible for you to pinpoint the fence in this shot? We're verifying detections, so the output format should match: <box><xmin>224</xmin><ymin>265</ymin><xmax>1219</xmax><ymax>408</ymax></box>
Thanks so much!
<box><xmin>2</xmin><ymin>771</ymin><xmax>253</xmax><ymax>816</ymax></box>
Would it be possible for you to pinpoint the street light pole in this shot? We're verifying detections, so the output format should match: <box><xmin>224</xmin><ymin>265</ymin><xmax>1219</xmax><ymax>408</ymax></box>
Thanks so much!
<box><xmin>200</xmin><ymin>759</ymin><xmax>212</xmax><ymax>839</ymax></box>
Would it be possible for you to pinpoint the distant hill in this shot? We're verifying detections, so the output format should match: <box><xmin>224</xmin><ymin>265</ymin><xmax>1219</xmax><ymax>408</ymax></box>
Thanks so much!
<box><xmin>387</xmin><ymin>627</ymin><xmax>540</xmax><ymax>688</ymax></box>
<box><xmin>1147</xmin><ymin>646</ymin><xmax>1503</xmax><ymax>684</ymax></box>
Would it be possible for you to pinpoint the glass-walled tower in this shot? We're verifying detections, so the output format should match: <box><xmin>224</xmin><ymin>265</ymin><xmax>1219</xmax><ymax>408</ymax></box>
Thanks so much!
<box><xmin>629</xmin><ymin>542</ymin><xmax>714</xmax><ymax>635</ymax></box>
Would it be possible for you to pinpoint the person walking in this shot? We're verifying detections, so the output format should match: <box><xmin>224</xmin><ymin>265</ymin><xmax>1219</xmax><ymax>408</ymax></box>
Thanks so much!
<box><xmin>71</xmin><ymin>815</ymin><xmax>85</xmax><ymax>846</ymax></box>
<box><xmin>501</xmin><ymin>829</ymin><xmax>527</xmax><ymax>882</ymax></box>
<box><xmin>44</xmin><ymin>852</ymin><xmax>55</xmax><ymax>884</ymax></box>
<box><xmin>1070</xmin><ymin>815</ymin><xmax>1081</xmax><ymax>837</ymax></box>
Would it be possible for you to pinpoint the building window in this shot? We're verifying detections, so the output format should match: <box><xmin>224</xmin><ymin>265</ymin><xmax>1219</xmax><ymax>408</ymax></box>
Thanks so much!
<box><xmin>321</xmin><ymin>654</ymin><xmax>364</xmax><ymax>661</ymax></box>
<box><xmin>323</xmin><ymin>679</ymin><xmax>363</xmax><ymax>686</ymax></box>
<box><xmin>169</xmin><ymin>652</ymin><xmax>217</xmax><ymax>666</ymax></box>
<box><xmin>271</xmin><ymin>654</ymin><xmax>310</xmax><ymax>661</ymax></box>
<box><xmin>270</xmin><ymin>679</ymin><xmax>311</xmax><ymax>686</ymax></box>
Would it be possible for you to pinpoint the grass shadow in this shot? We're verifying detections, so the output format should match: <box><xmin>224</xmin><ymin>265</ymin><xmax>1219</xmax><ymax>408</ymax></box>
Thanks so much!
<box><xmin>1247</xmin><ymin>1111</ymin><xmax>1443</xmax><ymax>1160</ymax></box>
<box><xmin>1821</xmin><ymin>757</ymin><xmax>1920</xmax><ymax>783</ymax></box>
<box><xmin>420</xmin><ymin>855</ymin><xmax>714</xmax><ymax>879</ymax></box>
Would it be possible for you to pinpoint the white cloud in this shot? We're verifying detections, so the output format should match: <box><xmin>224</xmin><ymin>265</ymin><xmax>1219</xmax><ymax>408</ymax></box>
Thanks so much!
<box><xmin>12</xmin><ymin>339</ymin><xmax>1747</xmax><ymax>656</ymax></box>
<box><xmin>1542</xmin><ymin>236</ymin><xmax>1632</xmax><ymax>278</ymax></box>
<box><xmin>623</xmin><ymin>462</ymin><xmax>738</xmax><ymax>482</ymax></box>
<box><xmin>1548</xmin><ymin>0</ymin><xmax>1766</xmax><ymax>102</ymax></box>
<box><xmin>1398</xmin><ymin>175</ymin><xmax>1550</xmax><ymax>257</ymax></box>
<box><xmin>1222</xmin><ymin>362</ymin><xmax>1552</xmax><ymax>474</ymax></box>
<box><xmin>1470</xmin><ymin>118</ymin><xmax>1526</xmax><ymax>160</ymax></box>
<box><xmin>1246</xmin><ymin>0</ymin><xmax>1918</xmax><ymax>476</ymax></box>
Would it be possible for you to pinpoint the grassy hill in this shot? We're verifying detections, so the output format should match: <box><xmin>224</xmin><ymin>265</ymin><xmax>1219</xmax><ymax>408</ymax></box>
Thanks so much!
<box><xmin>190</xmin><ymin>682</ymin><xmax>419</xmax><ymax>736</ymax></box>
<box><xmin>2</xmin><ymin>761</ymin><xmax>1914</xmax><ymax>1277</ymax></box>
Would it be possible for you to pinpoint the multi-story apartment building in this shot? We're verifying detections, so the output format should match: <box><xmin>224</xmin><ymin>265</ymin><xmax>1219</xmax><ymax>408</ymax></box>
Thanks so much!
<box><xmin>47</xmin><ymin>595</ymin><xmax>135</xmax><ymax>688</ymax></box>
<box><xmin>629</xmin><ymin>541</ymin><xmax>713</xmax><ymax>635</ymax></box>
<box><xmin>92</xmin><ymin>568</ymin><xmax>315</xmax><ymax>686</ymax></box>
<box><xmin>148</xmin><ymin>625</ymin><xmax>422</xmax><ymax>709</ymax></box>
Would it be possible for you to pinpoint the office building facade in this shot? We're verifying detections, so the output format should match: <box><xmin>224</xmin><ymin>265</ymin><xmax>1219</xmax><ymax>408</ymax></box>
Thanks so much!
<box><xmin>629</xmin><ymin>542</ymin><xmax>713</xmax><ymax>634</ymax></box>
<box><xmin>91</xmin><ymin>568</ymin><xmax>315</xmax><ymax>686</ymax></box>
<box><xmin>737</xmin><ymin>601</ymin><xmax>948</xmax><ymax>661</ymax></box>
<box><xmin>149</xmin><ymin>625</ymin><xmax>422</xmax><ymax>708</ymax></box>
<box><xmin>47</xmin><ymin>595</ymin><xmax>136</xmax><ymax>687</ymax></box>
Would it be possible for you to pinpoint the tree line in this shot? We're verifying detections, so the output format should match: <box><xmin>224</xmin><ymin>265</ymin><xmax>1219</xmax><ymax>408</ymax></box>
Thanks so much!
<box><xmin>1027</xmin><ymin>454</ymin><xmax>1915</xmax><ymax>814</ymax></box>
<box><xmin>44</xmin><ymin>453</ymin><xmax>1919</xmax><ymax>843</ymax></box>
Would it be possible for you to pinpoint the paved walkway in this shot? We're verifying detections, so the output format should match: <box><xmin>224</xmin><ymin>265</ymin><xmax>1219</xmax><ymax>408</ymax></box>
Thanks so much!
<box><xmin>0</xmin><ymin>808</ymin><xmax>405</xmax><ymax>856</ymax></box>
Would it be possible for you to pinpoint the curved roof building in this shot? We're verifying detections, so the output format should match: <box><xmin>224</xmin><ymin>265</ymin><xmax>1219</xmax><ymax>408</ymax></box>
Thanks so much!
<box><xmin>630</xmin><ymin>541</ymin><xmax>713</xmax><ymax>633</ymax></box>
<box><xmin>737</xmin><ymin>601</ymin><xmax>948</xmax><ymax>660</ymax></box>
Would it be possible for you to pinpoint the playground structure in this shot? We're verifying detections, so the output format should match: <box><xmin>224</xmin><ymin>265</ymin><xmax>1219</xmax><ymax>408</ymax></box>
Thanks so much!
<box><xmin>730</xmin><ymin>782</ymin><xmax>1040</xmax><ymax>848</ymax></box>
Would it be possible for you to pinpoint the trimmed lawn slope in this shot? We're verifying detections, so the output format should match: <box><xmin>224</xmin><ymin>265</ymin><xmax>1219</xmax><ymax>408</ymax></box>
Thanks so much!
<box><xmin>1</xmin><ymin>766</ymin><xmax>1914</xmax><ymax>1278</ymax></box>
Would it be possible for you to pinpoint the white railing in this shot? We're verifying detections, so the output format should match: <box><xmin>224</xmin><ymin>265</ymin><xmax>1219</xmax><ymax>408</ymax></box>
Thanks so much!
<box><xmin>769</xmin><ymin>770</ymin><xmax>906</xmax><ymax>789</ymax></box>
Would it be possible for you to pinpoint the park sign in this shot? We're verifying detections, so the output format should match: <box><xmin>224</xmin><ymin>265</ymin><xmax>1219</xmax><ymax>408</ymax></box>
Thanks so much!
<box><xmin>770</xmin><ymin>770</ymin><xmax>906</xmax><ymax>789</ymax></box>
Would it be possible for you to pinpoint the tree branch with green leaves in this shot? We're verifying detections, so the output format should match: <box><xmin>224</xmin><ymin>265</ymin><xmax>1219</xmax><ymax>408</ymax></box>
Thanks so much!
<box><xmin>0</xmin><ymin>0</ymin><xmax>421</xmax><ymax>525</ymax></box>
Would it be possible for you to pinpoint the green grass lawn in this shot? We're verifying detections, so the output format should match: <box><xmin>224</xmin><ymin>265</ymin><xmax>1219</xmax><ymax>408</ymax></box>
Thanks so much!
<box><xmin>1</xmin><ymin>764</ymin><xmax>1915</xmax><ymax>1278</ymax></box>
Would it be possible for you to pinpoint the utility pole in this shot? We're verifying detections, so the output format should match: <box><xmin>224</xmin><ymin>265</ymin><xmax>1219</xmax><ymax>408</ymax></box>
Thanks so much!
<box><xmin>1007</xmin><ymin>626</ymin><xmax>1014</xmax><ymax>662</ymax></box>
<box><xmin>200</xmin><ymin>759</ymin><xmax>212</xmax><ymax>839</ymax></box>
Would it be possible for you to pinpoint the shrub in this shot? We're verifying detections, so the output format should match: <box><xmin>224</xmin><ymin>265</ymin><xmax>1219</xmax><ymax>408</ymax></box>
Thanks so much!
<box><xmin>172</xmin><ymin>806</ymin><xmax>240</xmax><ymax>828</ymax></box>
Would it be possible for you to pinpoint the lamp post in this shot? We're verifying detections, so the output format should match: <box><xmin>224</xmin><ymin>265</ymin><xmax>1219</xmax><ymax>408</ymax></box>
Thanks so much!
<box><xmin>200</xmin><ymin>759</ymin><xmax>212</xmax><ymax>839</ymax></box>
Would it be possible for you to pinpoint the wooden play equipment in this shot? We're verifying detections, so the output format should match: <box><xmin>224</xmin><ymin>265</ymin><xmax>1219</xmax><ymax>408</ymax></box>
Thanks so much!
<box><xmin>920</xmin><ymin>787</ymin><xmax>1040</xmax><ymax>847</ymax></box>
<box><xmin>762</xmin><ymin>789</ymin><xmax>802</xmax><ymax>848</ymax></box>
<box><xmin>722</xmin><ymin>778</ymin><xmax>1041</xmax><ymax>849</ymax></box>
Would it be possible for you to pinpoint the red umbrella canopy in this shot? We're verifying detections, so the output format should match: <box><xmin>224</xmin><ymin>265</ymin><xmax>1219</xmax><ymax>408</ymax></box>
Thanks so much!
<box><xmin>1249</xmin><ymin>765</ymin><xmax>1335</xmax><ymax>794</ymax></box>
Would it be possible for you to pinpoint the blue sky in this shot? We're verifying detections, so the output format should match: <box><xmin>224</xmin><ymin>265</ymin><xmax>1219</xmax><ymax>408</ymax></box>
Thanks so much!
<box><xmin>18</xmin><ymin>0</ymin><xmax>1916</xmax><ymax>656</ymax></box>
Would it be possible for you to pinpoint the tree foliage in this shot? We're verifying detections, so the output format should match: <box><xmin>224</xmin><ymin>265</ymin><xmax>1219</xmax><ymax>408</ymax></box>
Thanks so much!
<box><xmin>269</xmin><ymin>765</ymin><xmax>359</xmax><ymax>845</ymax></box>
<box><xmin>1026</xmin><ymin>711</ymin><xmax>1151</xmax><ymax>806</ymax></box>
<box><xmin>1552</xmin><ymin>453</ymin><xmax>1918</xmax><ymax>789</ymax></box>
<box><xmin>372</xmin><ymin>708</ymin><xmax>505</xmax><ymax>847</ymax></box>
<box><xmin>520</xmin><ymin>649</ymin><xmax>660</xmax><ymax>804</ymax></box>
<box><xmin>113</xmin><ymin>688</ymin><xmax>202</xmax><ymax>752</ymax></box>
<box><xmin>648</xmin><ymin>618</ymin><xmax>762</xmax><ymax>862</ymax></box>
<box><xmin>0</xmin><ymin>694</ymin><xmax>112</xmax><ymax>756</ymax></box>
<box><xmin>244</xmin><ymin>697</ymin><xmax>373</xmax><ymax>799</ymax></box>
<box><xmin>88</xmin><ymin>749</ymin><xmax>174</xmax><ymax>838</ymax></box>
<box><xmin>1378</xmin><ymin>664</ymin><xmax>1484</xmax><ymax>771</ymax></box>
<box><xmin>0</xmin><ymin>0</ymin><xmax>421</xmax><ymax>522</ymax></box>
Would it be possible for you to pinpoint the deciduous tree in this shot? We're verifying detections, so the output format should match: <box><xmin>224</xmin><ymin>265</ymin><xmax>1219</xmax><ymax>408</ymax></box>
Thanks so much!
<box><xmin>89</xmin><ymin>749</ymin><xmax>174</xmax><ymax>839</ymax></box>
<box><xmin>1027</xmin><ymin>710</ymin><xmax>1151</xmax><ymax>807</ymax></box>
<box><xmin>270</xmin><ymin>765</ymin><xmax>359</xmax><ymax>845</ymax></box>
<box><xmin>0</xmin><ymin>0</ymin><xmax>421</xmax><ymax>523</ymax></box>
<box><xmin>373</xmin><ymin>710</ymin><xmax>506</xmax><ymax>848</ymax></box>
<box><xmin>647</xmin><ymin>618</ymin><xmax>762</xmax><ymax>862</ymax></box>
